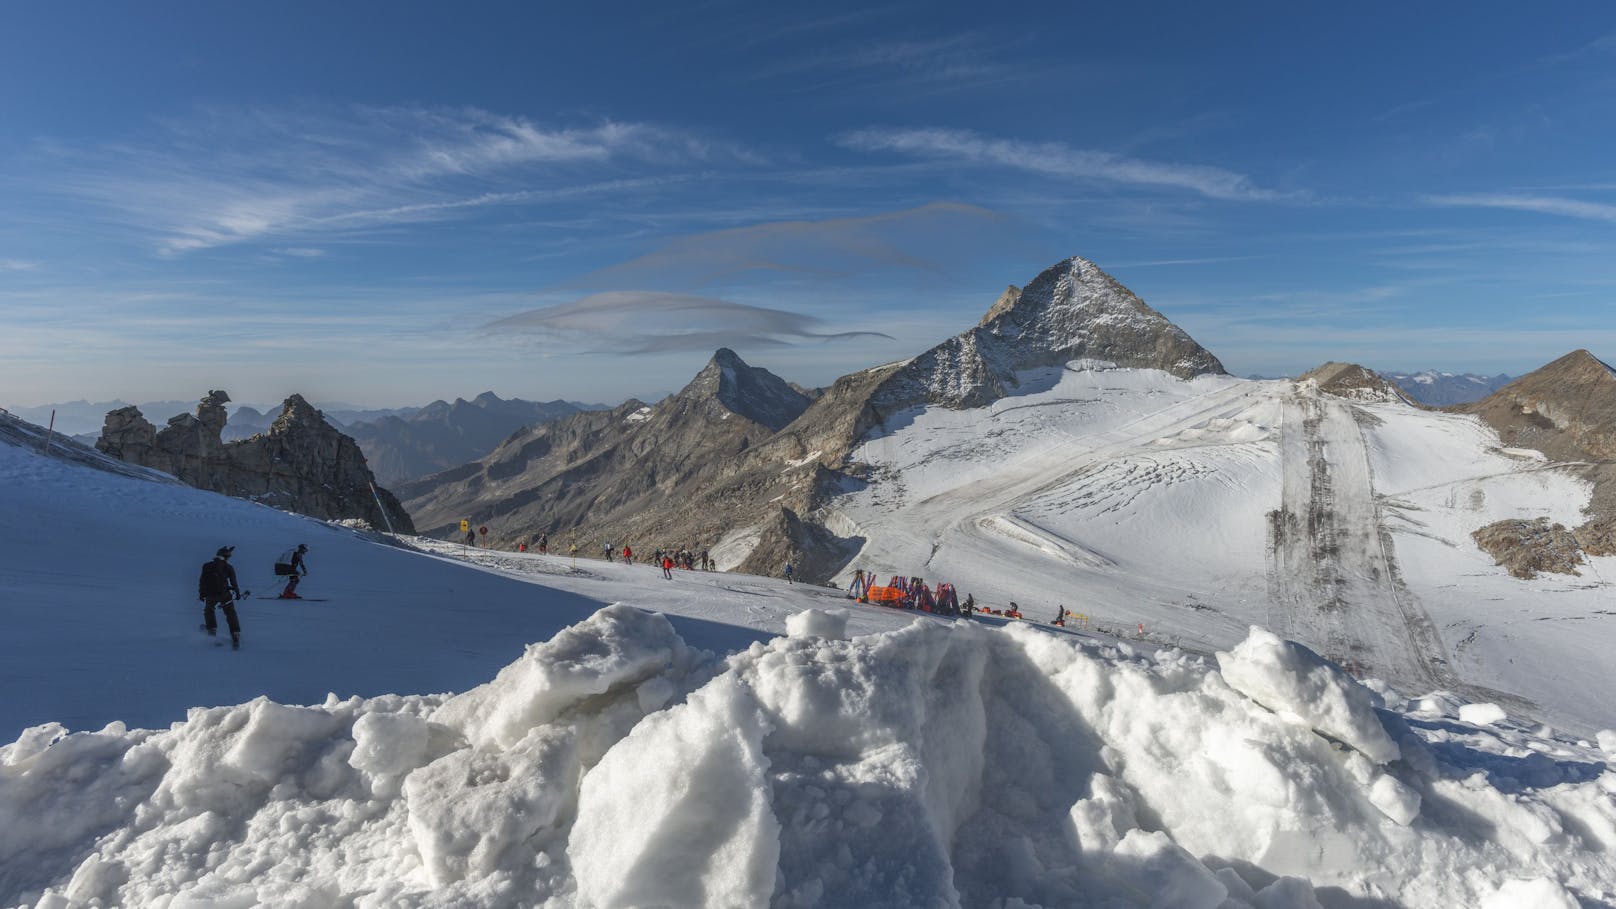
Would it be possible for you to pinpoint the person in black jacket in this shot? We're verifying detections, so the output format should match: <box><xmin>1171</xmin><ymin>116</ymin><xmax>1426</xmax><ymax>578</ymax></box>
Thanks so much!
<box><xmin>275</xmin><ymin>544</ymin><xmax>308</xmax><ymax>599</ymax></box>
<box><xmin>199</xmin><ymin>546</ymin><xmax>244</xmax><ymax>649</ymax></box>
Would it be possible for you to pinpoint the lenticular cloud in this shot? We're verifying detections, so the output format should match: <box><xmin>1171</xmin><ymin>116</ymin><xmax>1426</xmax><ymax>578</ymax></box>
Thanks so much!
<box><xmin>3</xmin><ymin>608</ymin><xmax>1612</xmax><ymax>908</ymax></box>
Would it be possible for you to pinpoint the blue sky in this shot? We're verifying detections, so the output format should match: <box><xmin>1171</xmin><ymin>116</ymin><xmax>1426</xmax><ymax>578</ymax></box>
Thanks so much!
<box><xmin>3</xmin><ymin>2</ymin><xmax>1615</xmax><ymax>408</ymax></box>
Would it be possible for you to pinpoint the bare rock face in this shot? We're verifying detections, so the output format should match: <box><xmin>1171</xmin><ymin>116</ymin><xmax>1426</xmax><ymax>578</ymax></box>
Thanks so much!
<box><xmin>96</xmin><ymin>391</ymin><xmax>413</xmax><ymax>532</ymax></box>
<box><xmin>1574</xmin><ymin>518</ymin><xmax>1616</xmax><ymax>558</ymax></box>
<box><xmin>1471</xmin><ymin>518</ymin><xmax>1584</xmax><ymax>579</ymax></box>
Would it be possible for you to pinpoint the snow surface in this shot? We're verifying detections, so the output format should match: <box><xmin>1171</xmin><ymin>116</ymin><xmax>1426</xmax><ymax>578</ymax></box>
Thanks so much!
<box><xmin>5</xmin><ymin>399</ymin><xmax>1616</xmax><ymax>907</ymax></box>
<box><xmin>831</xmin><ymin>362</ymin><xmax>1616</xmax><ymax>736</ymax></box>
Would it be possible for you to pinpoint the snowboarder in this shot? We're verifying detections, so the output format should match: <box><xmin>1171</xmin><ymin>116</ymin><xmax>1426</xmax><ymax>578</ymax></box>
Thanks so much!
<box><xmin>198</xmin><ymin>546</ymin><xmax>244</xmax><ymax>650</ymax></box>
<box><xmin>275</xmin><ymin>544</ymin><xmax>308</xmax><ymax>599</ymax></box>
<box><xmin>662</xmin><ymin>555</ymin><xmax>674</xmax><ymax>579</ymax></box>
<box><xmin>783</xmin><ymin>561</ymin><xmax>794</xmax><ymax>584</ymax></box>
<box><xmin>1052</xmin><ymin>604</ymin><xmax>1067</xmax><ymax>627</ymax></box>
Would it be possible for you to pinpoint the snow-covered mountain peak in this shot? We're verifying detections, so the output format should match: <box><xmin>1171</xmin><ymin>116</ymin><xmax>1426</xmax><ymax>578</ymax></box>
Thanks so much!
<box><xmin>868</xmin><ymin>255</ymin><xmax>1226</xmax><ymax>415</ymax></box>
<box><xmin>978</xmin><ymin>256</ymin><xmax>1224</xmax><ymax>379</ymax></box>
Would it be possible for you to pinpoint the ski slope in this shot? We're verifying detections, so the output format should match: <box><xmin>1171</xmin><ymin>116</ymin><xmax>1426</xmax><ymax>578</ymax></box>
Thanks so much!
<box><xmin>4</xmin><ymin>418</ymin><xmax>1616</xmax><ymax>908</ymax></box>
<box><xmin>832</xmin><ymin>362</ymin><xmax>1614</xmax><ymax>735</ymax></box>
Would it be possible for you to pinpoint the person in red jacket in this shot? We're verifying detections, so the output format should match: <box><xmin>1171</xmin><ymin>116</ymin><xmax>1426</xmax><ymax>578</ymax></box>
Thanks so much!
<box><xmin>623</xmin><ymin>545</ymin><xmax>634</xmax><ymax>565</ymax></box>
<box><xmin>662</xmin><ymin>555</ymin><xmax>674</xmax><ymax>579</ymax></box>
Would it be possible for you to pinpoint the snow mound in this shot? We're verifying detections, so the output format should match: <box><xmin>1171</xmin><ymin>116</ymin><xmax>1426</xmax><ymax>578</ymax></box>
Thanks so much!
<box><xmin>785</xmin><ymin>607</ymin><xmax>849</xmax><ymax>640</ymax></box>
<box><xmin>5</xmin><ymin>611</ymin><xmax>1614</xmax><ymax>908</ymax></box>
<box><xmin>1217</xmin><ymin>626</ymin><xmax>1401</xmax><ymax>763</ymax></box>
<box><xmin>1460</xmin><ymin>702</ymin><xmax>1508</xmax><ymax>727</ymax></box>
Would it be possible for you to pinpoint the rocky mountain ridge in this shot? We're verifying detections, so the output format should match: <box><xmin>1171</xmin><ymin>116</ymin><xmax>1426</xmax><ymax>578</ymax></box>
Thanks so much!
<box><xmin>1459</xmin><ymin>349</ymin><xmax>1616</xmax><ymax>572</ymax></box>
<box><xmin>401</xmin><ymin>256</ymin><xmax>1228</xmax><ymax>581</ymax></box>
<box><xmin>96</xmin><ymin>391</ymin><xmax>414</xmax><ymax>533</ymax></box>
<box><xmin>399</xmin><ymin>351</ymin><xmax>813</xmax><ymax>551</ymax></box>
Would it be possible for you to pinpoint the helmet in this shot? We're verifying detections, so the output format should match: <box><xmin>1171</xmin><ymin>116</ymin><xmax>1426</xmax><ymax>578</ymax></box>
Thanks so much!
<box><xmin>216</xmin><ymin>546</ymin><xmax>234</xmax><ymax>558</ymax></box>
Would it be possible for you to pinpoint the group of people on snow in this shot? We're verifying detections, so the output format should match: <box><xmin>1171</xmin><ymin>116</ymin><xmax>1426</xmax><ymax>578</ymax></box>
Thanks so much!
<box><xmin>196</xmin><ymin>543</ymin><xmax>311</xmax><ymax>650</ymax></box>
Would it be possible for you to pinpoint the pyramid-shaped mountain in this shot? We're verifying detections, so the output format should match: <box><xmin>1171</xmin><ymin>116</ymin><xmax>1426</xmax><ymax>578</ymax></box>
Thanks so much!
<box><xmin>869</xmin><ymin>256</ymin><xmax>1225</xmax><ymax>413</ymax></box>
<box><xmin>399</xmin><ymin>255</ymin><xmax>1224</xmax><ymax>580</ymax></box>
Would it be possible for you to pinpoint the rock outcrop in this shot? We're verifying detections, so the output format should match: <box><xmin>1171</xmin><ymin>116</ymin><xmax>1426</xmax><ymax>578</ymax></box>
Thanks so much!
<box><xmin>1471</xmin><ymin>518</ymin><xmax>1584</xmax><ymax>579</ymax></box>
<box><xmin>97</xmin><ymin>391</ymin><xmax>413</xmax><ymax>533</ymax></box>
<box><xmin>402</xmin><ymin>255</ymin><xmax>1223</xmax><ymax>581</ymax></box>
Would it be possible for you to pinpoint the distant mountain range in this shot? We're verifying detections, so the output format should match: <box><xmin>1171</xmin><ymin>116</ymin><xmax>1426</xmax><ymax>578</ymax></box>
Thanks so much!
<box><xmin>346</xmin><ymin>393</ymin><xmax>605</xmax><ymax>484</ymax></box>
<box><xmin>1382</xmin><ymin>371</ymin><xmax>1514</xmax><ymax>406</ymax></box>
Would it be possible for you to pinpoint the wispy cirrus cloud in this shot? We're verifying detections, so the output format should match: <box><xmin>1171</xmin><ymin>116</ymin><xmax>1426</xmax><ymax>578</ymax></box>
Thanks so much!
<box><xmin>485</xmin><ymin>291</ymin><xmax>893</xmax><ymax>355</ymax></box>
<box><xmin>757</xmin><ymin>31</ymin><xmax>1033</xmax><ymax>94</ymax></box>
<box><xmin>565</xmin><ymin>201</ymin><xmax>1008</xmax><ymax>289</ymax></box>
<box><xmin>28</xmin><ymin>106</ymin><xmax>756</xmax><ymax>255</ymax></box>
<box><xmin>839</xmin><ymin>128</ymin><xmax>1298</xmax><ymax>201</ymax></box>
<box><xmin>1424</xmin><ymin>193</ymin><xmax>1616</xmax><ymax>224</ymax></box>
<box><xmin>0</xmin><ymin>259</ymin><xmax>41</xmax><ymax>272</ymax></box>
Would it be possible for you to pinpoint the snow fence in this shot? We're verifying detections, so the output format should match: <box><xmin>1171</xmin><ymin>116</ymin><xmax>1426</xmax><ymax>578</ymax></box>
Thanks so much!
<box><xmin>3</xmin><ymin>607</ymin><xmax>1613</xmax><ymax>908</ymax></box>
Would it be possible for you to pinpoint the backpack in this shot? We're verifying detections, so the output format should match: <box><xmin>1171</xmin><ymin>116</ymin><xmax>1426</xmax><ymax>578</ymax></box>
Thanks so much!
<box><xmin>199</xmin><ymin>559</ymin><xmax>227</xmax><ymax>598</ymax></box>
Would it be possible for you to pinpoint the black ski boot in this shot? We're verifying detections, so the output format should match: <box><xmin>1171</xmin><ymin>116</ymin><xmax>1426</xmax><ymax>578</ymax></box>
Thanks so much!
<box><xmin>231</xmin><ymin>634</ymin><xmax>241</xmax><ymax>651</ymax></box>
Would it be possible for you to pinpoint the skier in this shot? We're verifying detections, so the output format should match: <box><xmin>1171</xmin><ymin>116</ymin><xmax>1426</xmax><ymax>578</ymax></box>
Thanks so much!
<box><xmin>538</xmin><ymin>533</ymin><xmax>549</xmax><ymax>554</ymax></box>
<box><xmin>662</xmin><ymin>555</ymin><xmax>674</xmax><ymax>579</ymax></box>
<box><xmin>198</xmin><ymin>546</ymin><xmax>244</xmax><ymax>650</ymax></box>
<box><xmin>962</xmin><ymin>594</ymin><xmax>976</xmax><ymax>616</ymax></box>
<box><xmin>623</xmin><ymin>545</ymin><xmax>633</xmax><ymax>565</ymax></box>
<box><xmin>1052</xmin><ymin>604</ymin><xmax>1067</xmax><ymax>627</ymax></box>
<box><xmin>464</xmin><ymin>526</ymin><xmax>476</xmax><ymax>547</ymax></box>
<box><xmin>275</xmin><ymin>544</ymin><xmax>309</xmax><ymax>599</ymax></box>
<box><xmin>603</xmin><ymin>542</ymin><xmax>613</xmax><ymax>563</ymax></box>
<box><xmin>783</xmin><ymin>561</ymin><xmax>795</xmax><ymax>584</ymax></box>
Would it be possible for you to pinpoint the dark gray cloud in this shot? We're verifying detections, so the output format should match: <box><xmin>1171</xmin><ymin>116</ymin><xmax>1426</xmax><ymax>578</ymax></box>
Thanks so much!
<box><xmin>486</xmin><ymin>291</ymin><xmax>893</xmax><ymax>355</ymax></box>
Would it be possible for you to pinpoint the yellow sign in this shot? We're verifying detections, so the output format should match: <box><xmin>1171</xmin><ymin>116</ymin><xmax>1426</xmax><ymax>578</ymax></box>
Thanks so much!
<box><xmin>460</xmin><ymin>519</ymin><xmax>470</xmax><ymax>533</ymax></box>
